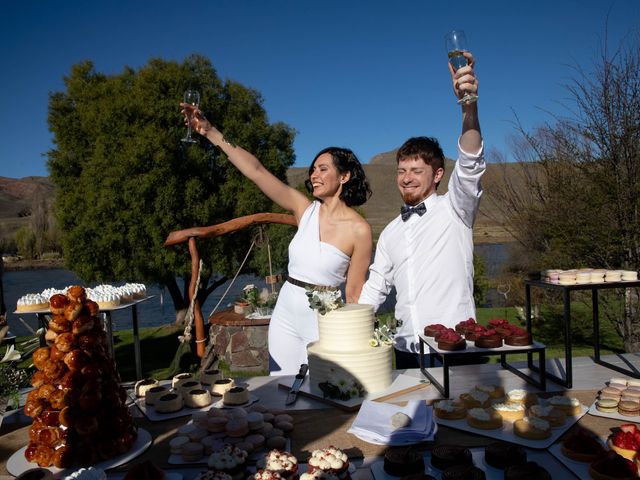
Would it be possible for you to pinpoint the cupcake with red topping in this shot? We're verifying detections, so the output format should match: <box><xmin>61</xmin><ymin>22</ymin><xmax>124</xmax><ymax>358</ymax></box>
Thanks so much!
<box><xmin>474</xmin><ymin>329</ymin><xmax>503</xmax><ymax>349</ymax></box>
<box><xmin>437</xmin><ymin>329</ymin><xmax>466</xmax><ymax>351</ymax></box>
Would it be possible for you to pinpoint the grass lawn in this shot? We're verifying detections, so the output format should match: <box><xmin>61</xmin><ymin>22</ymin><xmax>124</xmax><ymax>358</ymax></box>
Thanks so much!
<box><xmin>3</xmin><ymin>302</ymin><xmax>630</xmax><ymax>383</ymax></box>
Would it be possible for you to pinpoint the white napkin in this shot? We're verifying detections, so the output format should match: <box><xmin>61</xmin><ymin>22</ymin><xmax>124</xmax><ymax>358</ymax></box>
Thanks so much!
<box><xmin>348</xmin><ymin>399</ymin><xmax>437</xmax><ymax>445</ymax></box>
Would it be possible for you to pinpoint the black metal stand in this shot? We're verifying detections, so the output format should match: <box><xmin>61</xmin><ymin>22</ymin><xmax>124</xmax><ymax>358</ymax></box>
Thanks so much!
<box><xmin>525</xmin><ymin>279</ymin><xmax>640</xmax><ymax>388</ymax></box>
<box><xmin>418</xmin><ymin>335</ymin><xmax>546</xmax><ymax>398</ymax></box>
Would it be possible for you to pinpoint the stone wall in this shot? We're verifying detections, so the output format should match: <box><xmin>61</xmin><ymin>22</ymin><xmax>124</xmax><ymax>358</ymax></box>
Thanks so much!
<box><xmin>209</xmin><ymin>312</ymin><xmax>269</xmax><ymax>373</ymax></box>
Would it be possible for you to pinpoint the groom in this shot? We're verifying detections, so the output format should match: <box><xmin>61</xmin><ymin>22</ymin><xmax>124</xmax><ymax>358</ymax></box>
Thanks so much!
<box><xmin>359</xmin><ymin>51</ymin><xmax>485</xmax><ymax>369</ymax></box>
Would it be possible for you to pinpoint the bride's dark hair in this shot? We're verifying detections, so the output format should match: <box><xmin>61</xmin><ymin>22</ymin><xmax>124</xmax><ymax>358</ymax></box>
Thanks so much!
<box><xmin>305</xmin><ymin>147</ymin><xmax>372</xmax><ymax>207</ymax></box>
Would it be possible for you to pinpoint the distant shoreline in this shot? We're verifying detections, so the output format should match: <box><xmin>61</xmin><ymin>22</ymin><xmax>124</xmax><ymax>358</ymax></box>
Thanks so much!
<box><xmin>3</xmin><ymin>258</ymin><xmax>65</xmax><ymax>271</ymax></box>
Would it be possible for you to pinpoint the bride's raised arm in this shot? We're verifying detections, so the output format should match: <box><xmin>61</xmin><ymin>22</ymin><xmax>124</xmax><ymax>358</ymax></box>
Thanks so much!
<box><xmin>181</xmin><ymin>103</ymin><xmax>311</xmax><ymax>222</ymax></box>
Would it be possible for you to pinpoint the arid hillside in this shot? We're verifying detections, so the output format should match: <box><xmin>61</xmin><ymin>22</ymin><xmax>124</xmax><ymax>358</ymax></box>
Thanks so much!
<box><xmin>0</xmin><ymin>176</ymin><xmax>54</xmax><ymax>243</ymax></box>
<box><xmin>1</xmin><ymin>156</ymin><xmax>524</xmax><ymax>246</ymax></box>
<box><xmin>288</xmin><ymin>153</ymin><xmax>521</xmax><ymax>244</ymax></box>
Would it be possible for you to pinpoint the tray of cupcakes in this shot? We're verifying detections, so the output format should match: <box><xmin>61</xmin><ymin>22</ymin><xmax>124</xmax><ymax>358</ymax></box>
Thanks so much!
<box><xmin>168</xmin><ymin>444</ymin><xmax>354</xmax><ymax>480</ymax></box>
<box><xmin>432</xmin><ymin>386</ymin><xmax>588</xmax><ymax>449</ymax></box>
<box><xmin>132</xmin><ymin>371</ymin><xmax>258</xmax><ymax>421</ymax></box>
<box><xmin>370</xmin><ymin>442</ymin><xmax>573</xmax><ymax>480</ymax></box>
<box><xmin>421</xmin><ymin>318</ymin><xmax>543</xmax><ymax>353</ymax></box>
<box><xmin>589</xmin><ymin>377</ymin><xmax>640</xmax><ymax>421</ymax></box>
<box><xmin>549</xmin><ymin>424</ymin><xmax>640</xmax><ymax>479</ymax></box>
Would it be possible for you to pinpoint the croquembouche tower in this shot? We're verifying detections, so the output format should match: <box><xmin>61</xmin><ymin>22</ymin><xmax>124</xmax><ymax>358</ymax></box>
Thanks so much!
<box><xmin>23</xmin><ymin>286</ymin><xmax>137</xmax><ymax>468</ymax></box>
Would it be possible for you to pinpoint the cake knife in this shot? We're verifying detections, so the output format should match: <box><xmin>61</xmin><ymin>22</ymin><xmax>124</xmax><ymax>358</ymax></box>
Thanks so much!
<box><xmin>285</xmin><ymin>363</ymin><xmax>308</xmax><ymax>405</ymax></box>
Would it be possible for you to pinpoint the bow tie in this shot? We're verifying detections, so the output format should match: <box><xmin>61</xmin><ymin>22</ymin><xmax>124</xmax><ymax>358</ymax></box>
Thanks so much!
<box><xmin>401</xmin><ymin>202</ymin><xmax>426</xmax><ymax>222</ymax></box>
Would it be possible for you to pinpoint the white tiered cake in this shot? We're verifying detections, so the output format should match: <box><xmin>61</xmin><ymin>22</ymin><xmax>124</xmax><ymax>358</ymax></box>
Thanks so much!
<box><xmin>307</xmin><ymin>304</ymin><xmax>392</xmax><ymax>398</ymax></box>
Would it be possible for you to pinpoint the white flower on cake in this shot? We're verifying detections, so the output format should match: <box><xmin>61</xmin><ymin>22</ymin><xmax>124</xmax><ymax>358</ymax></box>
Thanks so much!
<box><xmin>318</xmin><ymin>369</ymin><xmax>365</xmax><ymax>400</ymax></box>
<box><xmin>306</xmin><ymin>288</ymin><xmax>344</xmax><ymax>315</ymax></box>
<box><xmin>370</xmin><ymin>323</ymin><xmax>397</xmax><ymax>347</ymax></box>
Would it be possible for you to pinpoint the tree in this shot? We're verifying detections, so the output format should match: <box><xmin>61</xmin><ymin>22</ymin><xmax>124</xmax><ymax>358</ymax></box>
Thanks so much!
<box><xmin>488</xmin><ymin>34</ymin><xmax>640</xmax><ymax>350</ymax></box>
<box><xmin>30</xmin><ymin>189</ymin><xmax>49</xmax><ymax>257</ymax></box>
<box><xmin>15</xmin><ymin>226</ymin><xmax>36</xmax><ymax>259</ymax></box>
<box><xmin>47</xmin><ymin>55</ymin><xmax>296</xmax><ymax>324</ymax></box>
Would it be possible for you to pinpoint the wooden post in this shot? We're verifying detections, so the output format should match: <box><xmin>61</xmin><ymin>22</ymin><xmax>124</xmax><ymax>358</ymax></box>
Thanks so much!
<box><xmin>165</xmin><ymin>212</ymin><xmax>297</xmax><ymax>358</ymax></box>
<box><xmin>188</xmin><ymin>237</ymin><xmax>206</xmax><ymax>357</ymax></box>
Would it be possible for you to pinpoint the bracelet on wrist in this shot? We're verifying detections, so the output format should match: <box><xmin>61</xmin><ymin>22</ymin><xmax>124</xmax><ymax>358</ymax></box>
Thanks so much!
<box><xmin>220</xmin><ymin>134</ymin><xmax>237</xmax><ymax>148</ymax></box>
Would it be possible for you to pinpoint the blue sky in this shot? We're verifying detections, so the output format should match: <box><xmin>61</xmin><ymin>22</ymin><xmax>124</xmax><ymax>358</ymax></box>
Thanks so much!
<box><xmin>1</xmin><ymin>0</ymin><xmax>638</xmax><ymax>178</ymax></box>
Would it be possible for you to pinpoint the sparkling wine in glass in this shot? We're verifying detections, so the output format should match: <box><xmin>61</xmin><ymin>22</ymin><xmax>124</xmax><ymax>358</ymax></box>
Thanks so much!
<box><xmin>181</xmin><ymin>89</ymin><xmax>201</xmax><ymax>143</ymax></box>
<box><xmin>444</xmin><ymin>30</ymin><xmax>478</xmax><ymax>104</ymax></box>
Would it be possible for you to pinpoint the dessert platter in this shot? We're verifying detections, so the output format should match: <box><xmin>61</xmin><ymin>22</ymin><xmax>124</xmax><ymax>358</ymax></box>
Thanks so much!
<box><xmin>433</xmin><ymin>387</ymin><xmax>589</xmax><ymax>449</ymax></box>
<box><xmin>588</xmin><ymin>376</ymin><xmax>640</xmax><ymax>421</ymax></box>
<box><xmin>110</xmin><ymin>474</ymin><xmax>183</xmax><ymax>480</ymax></box>
<box><xmin>166</xmin><ymin>405</ymin><xmax>294</xmax><ymax>465</ymax></box>
<box><xmin>541</xmin><ymin>268</ymin><xmax>638</xmax><ymax>285</ymax></box>
<box><xmin>6</xmin><ymin>428</ymin><xmax>152</xmax><ymax>477</ymax></box>
<box><xmin>548</xmin><ymin>424</ymin><xmax>640</xmax><ymax>479</ymax></box>
<box><xmin>369</xmin><ymin>444</ymin><xmax>573</xmax><ymax>480</ymax></box>
<box><xmin>133</xmin><ymin>376</ymin><xmax>258</xmax><ymax>421</ymax></box>
<box><xmin>15</xmin><ymin>283</ymin><xmax>148</xmax><ymax>313</ymax></box>
<box><xmin>168</xmin><ymin>442</ymin><xmax>354</xmax><ymax>480</ymax></box>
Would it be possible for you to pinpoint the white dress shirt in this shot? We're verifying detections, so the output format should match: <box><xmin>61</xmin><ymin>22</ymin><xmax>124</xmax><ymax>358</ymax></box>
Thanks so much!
<box><xmin>359</xmin><ymin>140</ymin><xmax>486</xmax><ymax>353</ymax></box>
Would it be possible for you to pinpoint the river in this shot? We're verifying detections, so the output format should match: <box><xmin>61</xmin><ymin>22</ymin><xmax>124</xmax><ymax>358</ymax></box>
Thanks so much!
<box><xmin>2</xmin><ymin>243</ymin><xmax>512</xmax><ymax>337</ymax></box>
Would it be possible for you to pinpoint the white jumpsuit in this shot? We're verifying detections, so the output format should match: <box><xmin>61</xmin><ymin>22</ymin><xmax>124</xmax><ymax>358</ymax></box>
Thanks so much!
<box><xmin>268</xmin><ymin>201</ymin><xmax>350</xmax><ymax>375</ymax></box>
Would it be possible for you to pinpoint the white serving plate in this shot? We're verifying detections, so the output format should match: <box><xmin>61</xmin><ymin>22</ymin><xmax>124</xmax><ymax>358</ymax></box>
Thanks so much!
<box><xmin>588</xmin><ymin>400</ymin><xmax>640</xmax><ymax>422</ymax></box>
<box><xmin>548</xmin><ymin>439</ymin><xmax>607</xmax><ymax>479</ymax></box>
<box><xmin>370</xmin><ymin>447</ymin><xmax>574</xmax><ymax>480</ymax></box>
<box><xmin>434</xmin><ymin>404</ymin><xmax>588</xmax><ymax>449</ymax></box>
<box><xmin>168</xmin><ymin>438</ymin><xmax>291</xmax><ymax>465</ymax></box>
<box><xmin>7</xmin><ymin>428</ymin><xmax>152</xmax><ymax>478</ymax></box>
<box><xmin>109</xmin><ymin>473</ymin><xmax>183</xmax><ymax>480</ymax></box>
<box><xmin>135</xmin><ymin>393</ymin><xmax>258</xmax><ymax>421</ymax></box>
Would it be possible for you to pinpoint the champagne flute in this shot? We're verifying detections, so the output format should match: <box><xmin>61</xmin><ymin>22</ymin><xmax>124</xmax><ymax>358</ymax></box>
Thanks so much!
<box><xmin>444</xmin><ymin>30</ymin><xmax>477</xmax><ymax>104</ymax></box>
<box><xmin>181</xmin><ymin>89</ymin><xmax>201</xmax><ymax>143</ymax></box>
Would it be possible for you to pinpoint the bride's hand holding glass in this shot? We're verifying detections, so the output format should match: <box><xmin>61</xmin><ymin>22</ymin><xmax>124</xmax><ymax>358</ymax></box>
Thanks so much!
<box><xmin>180</xmin><ymin>102</ymin><xmax>213</xmax><ymax>137</ymax></box>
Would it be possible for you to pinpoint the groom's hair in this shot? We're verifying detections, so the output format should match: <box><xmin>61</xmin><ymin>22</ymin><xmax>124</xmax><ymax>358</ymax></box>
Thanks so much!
<box><xmin>397</xmin><ymin>136</ymin><xmax>445</xmax><ymax>189</ymax></box>
<box><xmin>305</xmin><ymin>147</ymin><xmax>372</xmax><ymax>207</ymax></box>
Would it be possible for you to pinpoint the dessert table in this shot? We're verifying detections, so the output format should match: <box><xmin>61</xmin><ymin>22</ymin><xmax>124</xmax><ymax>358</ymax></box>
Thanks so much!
<box><xmin>524</xmin><ymin>279</ymin><xmax>640</xmax><ymax>388</ymax></box>
<box><xmin>0</xmin><ymin>367</ymin><xmax>625</xmax><ymax>480</ymax></box>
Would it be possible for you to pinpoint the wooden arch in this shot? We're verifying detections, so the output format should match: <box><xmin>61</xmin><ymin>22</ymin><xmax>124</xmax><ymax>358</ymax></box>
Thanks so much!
<box><xmin>164</xmin><ymin>213</ymin><xmax>297</xmax><ymax>357</ymax></box>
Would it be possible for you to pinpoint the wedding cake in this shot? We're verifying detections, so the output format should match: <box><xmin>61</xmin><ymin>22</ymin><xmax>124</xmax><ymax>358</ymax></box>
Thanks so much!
<box><xmin>307</xmin><ymin>304</ymin><xmax>392</xmax><ymax>398</ymax></box>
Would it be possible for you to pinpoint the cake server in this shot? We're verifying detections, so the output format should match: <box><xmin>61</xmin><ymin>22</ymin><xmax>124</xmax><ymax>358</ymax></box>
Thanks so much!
<box><xmin>285</xmin><ymin>363</ymin><xmax>308</xmax><ymax>405</ymax></box>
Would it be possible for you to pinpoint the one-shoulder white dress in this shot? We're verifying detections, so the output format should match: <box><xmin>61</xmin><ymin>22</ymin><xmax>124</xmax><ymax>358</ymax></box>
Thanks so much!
<box><xmin>268</xmin><ymin>201</ymin><xmax>350</xmax><ymax>376</ymax></box>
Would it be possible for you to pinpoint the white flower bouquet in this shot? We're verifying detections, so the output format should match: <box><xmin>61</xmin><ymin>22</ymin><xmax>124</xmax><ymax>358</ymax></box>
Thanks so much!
<box><xmin>306</xmin><ymin>288</ymin><xmax>344</xmax><ymax>315</ymax></box>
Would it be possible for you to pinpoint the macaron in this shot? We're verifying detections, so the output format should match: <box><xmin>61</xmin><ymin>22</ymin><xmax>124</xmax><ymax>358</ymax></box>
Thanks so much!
<box><xmin>181</xmin><ymin>441</ymin><xmax>204</xmax><ymax>462</ymax></box>
<box><xmin>609</xmin><ymin>383</ymin><xmax>628</xmax><ymax>392</ymax></box>
<box><xmin>600</xmin><ymin>387</ymin><xmax>622</xmax><ymax>399</ymax></box>
<box><xmin>621</xmin><ymin>389</ymin><xmax>640</xmax><ymax>400</ymax></box>
<box><xmin>169</xmin><ymin>435</ymin><xmax>189</xmax><ymax>455</ymax></box>
<box><xmin>618</xmin><ymin>400</ymin><xmax>640</xmax><ymax>417</ymax></box>
<box><xmin>596</xmin><ymin>398</ymin><xmax>619</xmax><ymax>414</ymax></box>
<box><xmin>609</xmin><ymin>377</ymin><xmax>629</xmax><ymax>386</ymax></box>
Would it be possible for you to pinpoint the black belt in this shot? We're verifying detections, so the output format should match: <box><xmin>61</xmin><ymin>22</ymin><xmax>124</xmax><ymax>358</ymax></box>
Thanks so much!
<box><xmin>286</xmin><ymin>276</ymin><xmax>339</xmax><ymax>292</ymax></box>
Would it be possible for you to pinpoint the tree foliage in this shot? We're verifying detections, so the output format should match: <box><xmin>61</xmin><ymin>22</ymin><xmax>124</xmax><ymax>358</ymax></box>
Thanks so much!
<box><xmin>47</xmin><ymin>55</ymin><xmax>296</xmax><ymax>317</ymax></box>
<box><xmin>488</xmin><ymin>34</ymin><xmax>640</xmax><ymax>350</ymax></box>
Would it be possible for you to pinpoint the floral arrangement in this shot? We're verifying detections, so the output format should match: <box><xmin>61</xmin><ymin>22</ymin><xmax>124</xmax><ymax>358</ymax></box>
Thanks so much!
<box><xmin>242</xmin><ymin>284</ymin><xmax>278</xmax><ymax>310</ymax></box>
<box><xmin>318</xmin><ymin>369</ymin><xmax>365</xmax><ymax>400</ymax></box>
<box><xmin>305</xmin><ymin>288</ymin><xmax>344</xmax><ymax>315</ymax></box>
<box><xmin>369</xmin><ymin>318</ymin><xmax>402</xmax><ymax>347</ymax></box>
<box><xmin>0</xmin><ymin>344</ymin><xmax>30</xmax><ymax>409</ymax></box>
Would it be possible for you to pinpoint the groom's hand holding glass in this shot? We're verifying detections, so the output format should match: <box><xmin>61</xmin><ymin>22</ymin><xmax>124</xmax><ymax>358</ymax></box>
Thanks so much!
<box><xmin>447</xmin><ymin>50</ymin><xmax>478</xmax><ymax>105</ymax></box>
